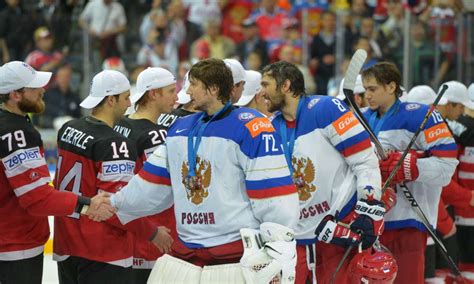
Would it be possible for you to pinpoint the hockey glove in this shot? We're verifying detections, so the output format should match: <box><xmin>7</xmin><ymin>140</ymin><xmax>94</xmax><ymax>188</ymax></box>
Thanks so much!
<box><xmin>350</xmin><ymin>199</ymin><xmax>386</xmax><ymax>249</ymax></box>
<box><xmin>315</xmin><ymin>215</ymin><xmax>361</xmax><ymax>248</ymax></box>
<box><xmin>380</xmin><ymin>151</ymin><xmax>419</xmax><ymax>184</ymax></box>
<box><xmin>381</xmin><ymin>187</ymin><xmax>397</xmax><ymax>213</ymax></box>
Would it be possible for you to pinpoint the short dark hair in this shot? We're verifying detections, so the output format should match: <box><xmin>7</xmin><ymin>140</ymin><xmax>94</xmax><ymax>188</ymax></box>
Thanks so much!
<box><xmin>261</xmin><ymin>61</ymin><xmax>306</xmax><ymax>97</ymax></box>
<box><xmin>92</xmin><ymin>94</ymin><xmax>120</xmax><ymax>112</ymax></box>
<box><xmin>361</xmin><ymin>62</ymin><xmax>403</xmax><ymax>97</ymax></box>
<box><xmin>189</xmin><ymin>58</ymin><xmax>233</xmax><ymax>104</ymax></box>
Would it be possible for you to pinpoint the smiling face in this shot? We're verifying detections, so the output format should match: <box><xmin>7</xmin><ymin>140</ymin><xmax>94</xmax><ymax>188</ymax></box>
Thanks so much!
<box><xmin>261</xmin><ymin>73</ymin><xmax>285</xmax><ymax>113</ymax></box>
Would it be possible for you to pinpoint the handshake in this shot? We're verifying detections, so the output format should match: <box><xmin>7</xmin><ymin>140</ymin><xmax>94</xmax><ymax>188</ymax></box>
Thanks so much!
<box><xmin>81</xmin><ymin>192</ymin><xmax>116</xmax><ymax>222</ymax></box>
<box><xmin>80</xmin><ymin>192</ymin><xmax>174</xmax><ymax>253</ymax></box>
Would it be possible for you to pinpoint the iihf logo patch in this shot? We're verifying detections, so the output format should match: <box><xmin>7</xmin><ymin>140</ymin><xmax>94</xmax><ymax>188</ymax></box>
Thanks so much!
<box><xmin>238</xmin><ymin>112</ymin><xmax>256</xmax><ymax>121</ymax></box>
<box><xmin>307</xmin><ymin>98</ymin><xmax>320</xmax><ymax>109</ymax></box>
<box><xmin>405</xmin><ymin>103</ymin><xmax>421</xmax><ymax>111</ymax></box>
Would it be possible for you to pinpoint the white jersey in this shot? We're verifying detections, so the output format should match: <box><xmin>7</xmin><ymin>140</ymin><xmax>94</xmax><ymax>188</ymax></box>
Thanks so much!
<box><xmin>363</xmin><ymin>100</ymin><xmax>458</xmax><ymax>230</ymax></box>
<box><xmin>272</xmin><ymin>96</ymin><xmax>382</xmax><ymax>244</ymax></box>
<box><xmin>111</xmin><ymin>107</ymin><xmax>299</xmax><ymax>248</ymax></box>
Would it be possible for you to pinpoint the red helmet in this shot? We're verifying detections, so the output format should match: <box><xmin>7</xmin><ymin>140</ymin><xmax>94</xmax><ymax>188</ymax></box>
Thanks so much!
<box><xmin>349</xmin><ymin>248</ymin><xmax>398</xmax><ymax>284</ymax></box>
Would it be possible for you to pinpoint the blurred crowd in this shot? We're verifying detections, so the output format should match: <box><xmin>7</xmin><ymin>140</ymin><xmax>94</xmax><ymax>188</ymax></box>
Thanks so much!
<box><xmin>0</xmin><ymin>0</ymin><xmax>471</xmax><ymax>129</ymax></box>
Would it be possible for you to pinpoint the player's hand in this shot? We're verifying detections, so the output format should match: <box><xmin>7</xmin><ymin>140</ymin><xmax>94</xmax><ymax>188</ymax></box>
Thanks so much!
<box><xmin>315</xmin><ymin>215</ymin><xmax>361</xmax><ymax>248</ymax></box>
<box><xmin>151</xmin><ymin>226</ymin><xmax>174</xmax><ymax>253</ymax></box>
<box><xmin>85</xmin><ymin>192</ymin><xmax>116</xmax><ymax>222</ymax></box>
<box><xmin>350</xmin><ymin>199</ymin><xmax>385</xmax><ymax>249</ymax></box>
<box><xmin>379</xmin><ymin>151</ymin><xmax>419</xmax><ymax>184</ymax></box>
<box><xmin>381</xmin><ymin>187</ymin><xmax>397</xmax><ymax>212</ymax></box>
<box><xmin>470</xmin><ymin>191</ymin><xmax>474</xmax><ymax>207</ymax></box>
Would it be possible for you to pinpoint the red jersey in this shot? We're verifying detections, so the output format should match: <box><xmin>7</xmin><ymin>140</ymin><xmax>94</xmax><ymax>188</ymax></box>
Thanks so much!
<box><xmin>0</xmin><ymin>109</ymin><xmax>77</xmax><ymax>261</ymax></box>
<box><xmin>114</xmin><ymin>117</ymin><xmax>177</xmax><ymax>269</ymax></box>
<box><xmin>53</xmin><ymin>116</ymin><xmax>157</xmax><ymax>267</ymax></box>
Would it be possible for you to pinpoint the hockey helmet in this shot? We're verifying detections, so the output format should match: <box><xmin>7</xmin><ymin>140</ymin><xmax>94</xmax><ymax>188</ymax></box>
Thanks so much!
<box><xmin>348</xmin><ymin>247</ymin><xmax>398</xmax><ymax>284</ymax></box>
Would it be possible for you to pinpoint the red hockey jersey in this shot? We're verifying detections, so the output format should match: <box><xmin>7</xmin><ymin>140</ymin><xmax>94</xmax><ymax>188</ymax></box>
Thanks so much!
<box><xmin>53</xmin><ymin>116</ymin><xmax>157</xmax><ymax>267</ymax></box>
<box><xmin>114</xmin><ymin>117</ymin><xmax>177</xmax><ymax>269</ymax></box>
<box><xmin>0</xmin><ymin>109</ymin><xmax>77</xmax><ymax>261</ymax></box>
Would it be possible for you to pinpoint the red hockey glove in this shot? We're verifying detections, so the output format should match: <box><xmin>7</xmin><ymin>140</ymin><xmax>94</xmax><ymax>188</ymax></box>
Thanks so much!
<box><xmin>315</xmin><ymin>215</ymin><xmax>361</xmax><ymax>248</ymax></box>
<box><xmin>381</xmin><ymin>187</ymin><xmax>397</xmax><ymax>213</ymax></box>
<box><xmin>349</xmin><ymin>199</ymin><xmax>386</xmax><ymax>249</ymax></box>
<box><xmin>380</xmin><ymin>151</ymin><xmax>419</xmax><ymax>185</ymax></box>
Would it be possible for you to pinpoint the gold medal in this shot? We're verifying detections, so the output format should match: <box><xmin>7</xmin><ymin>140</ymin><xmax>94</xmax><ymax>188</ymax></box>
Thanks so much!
<box><xmin>292</xmin><ymin>173</ymin><xmax>305</xmax><ymax>189</ymax></box>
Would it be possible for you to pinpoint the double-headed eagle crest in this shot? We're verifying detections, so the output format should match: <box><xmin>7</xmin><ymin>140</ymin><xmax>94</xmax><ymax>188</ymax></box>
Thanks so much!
<box><xmin>292</xmin><ymin>157</ymin><xmax>316</xmax><ymax>201</ymax></box>
<box><xmin>181</xmin><ymin>156</ymin><xmax>212</xmax><ymax>205</ymax></box>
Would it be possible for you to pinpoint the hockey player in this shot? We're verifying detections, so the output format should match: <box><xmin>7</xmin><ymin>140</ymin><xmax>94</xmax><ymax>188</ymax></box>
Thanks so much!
<box><xmin>53</xmin><ymin>70</ymin><xmax>173</xmax><ymax>284</ymax></box>
<box><xmin>106</xmin><ymin>58</ymin><xmax>299</xmax><ymax>280</ymax></box>
<box><xmin>260</xmin><ymin>61</ymin><xmax>384</xmax><ymax>284</ymax></box>
<box><xmin>156</xmin><ymin>72</ymin><xmax>197</xmax><ymax>130</ymax></box>
<box><xmin>0</xmin><ymin>61</ymin><xmax>115</xmax><ymax>284</ymax></box>
<box><xmin>449</xmin><ymin>82</ymin><xmax>474</xmax><ymax>281</ymax></box>
<box><xmin>234</xmin><ymin>70</ymin><xmax>273</xmax><ymax>117</ymax></box>
<box><xmin>224</xmin><ymin>58</ymin><xmax>246</xmax><ymax>104</ymax></box>
<box><xmin>361</xmin><ymin>62</ymin><xmax>458</xmax><ymax>284</ymax></box>
<box><xmin>114</xmin><ymin>67</ymin><xmax>178</xmax><ymax>283</ymax></box>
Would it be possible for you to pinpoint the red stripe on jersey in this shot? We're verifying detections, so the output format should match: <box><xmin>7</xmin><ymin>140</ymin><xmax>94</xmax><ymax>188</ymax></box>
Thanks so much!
<box><xmin>458</xmin><ymin>162</ymin><xmax>474</xmax><ymax>172</ymax></box>
<box><xmin>99</xmin><ymin>180</ymin><xmax>130</xmax><ymax>193</ymax></box>
<box><xmin>341</xmin><ymin>138</ymin><xmax>371</xmax><ymax>157</ymax></box>
<box><xmin>430</xmin><ymin>150</ymin><xmax>458</xmax><ymax>158</ymax></box>
<box><xmin>8</xmin><ymin>164</ymin><xmax>50</xmax><ymax>190</ymax></box>
<box><xmin>247</xmin><ymin>184</ymin><xmax>297</xmax><ymax>199</ymax></box>
<box><xmin>138</xmin><ymin>170</ymin><xmax>171</xmax><ymax>185</ymax></box>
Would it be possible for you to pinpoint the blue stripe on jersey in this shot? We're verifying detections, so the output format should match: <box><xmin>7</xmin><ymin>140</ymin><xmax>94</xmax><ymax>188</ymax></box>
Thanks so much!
<box><xmin>385</xmin><ymin>219</ymin><xmax>427</xmax><ymax>232</ymax></box>
<box><xmin>428</xmin><ymin>142</ymin><xmax>457</xmax><ymax>151</ymax></box>
<box><xmin>245</xmin><ymin>176</ymin><xmax>293</xmax><ymax>190</ymax></box>
<box><xmin>142</xmin><ymin>161</ymin><xmax>170</xmax><ymax>178</ymax></box>
<box><xmin>334</xmin><ymin>131</ymin><xmax>369</xmax><ymax>153</ymax></box>
<box><xmin>178</xmin><ymin>237</ymin><xmax>205</xmax><ymax>249</ymax></box>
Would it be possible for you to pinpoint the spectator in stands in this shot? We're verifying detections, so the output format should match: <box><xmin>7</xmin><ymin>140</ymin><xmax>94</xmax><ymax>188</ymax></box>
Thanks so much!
<box><xmin>137</xmin><ymin>34</ymin><xmax>178</xmax><ymax>73</ymax></box>
<box><xmin>79</xmin><ymin>0</ymin><xmax>127</xmax><ymax>62</ymax></box>
<box><xmin>379</xmin><ymin>0</ymin><xmax>404</xmax><ymax>61</ymax></box>
<box><xmin>0</xmin><ymin>0</ymin><xmax>35</xmax><ymax>62</ymax></box>
<box><xmin>357</xmin><ymin>17</ymin><xmax>383</xmax><ymax>58</ymax></box>
<box><xmin>25</xmin><ymin>27</ymin><xmax>65</xmax><ymax>77</ymax></box>
<box><xmin>36</xmin><ymin>64</ymin><xmax>81</xmax><ymax>129</ymax></box>
<box><xmin>278</xmin><ymin>44</ymin><xmax>316</xmax><ymax>95</ymax></box>
<box><xmin>246</xmin><ymin>51</ymin><xmax>263</xmax><ymax>71</ymax></box>
<box><xmin>182</xmin><ymin>0</ymin><xmax>222</xmax><ymax>52</ymax></box>
<box><xmin>250</xmin><ymin>0</ymin><xmax>290</xmax><ymax>44</ymax></box>
<box><xmin>353</xmin><ymin>37</ymin><xmax>378</xmax><ymax>70</ymax></box>
<box><xmin>139</xmin><ymin>0</ymin><xmax>165</xmax><ymax>45</ymax></box>
<box><xmin>33</xmin><ymin>0</ymin><xmax>74</xmax><ymax>50</ymax></box>
<box><xmin>236</xmin><ymin>18</ymin><xmax>269</xmax><ymax>69</ymax></box>
<box><xmin>191</xmin><ymin>19</ymin><xmax>235</xmax><ymax>60</ymax></box>
<box><xmin>310</xmin><ymin>10</ymin><xmax>337</xmax><ymax>95</ymax></box>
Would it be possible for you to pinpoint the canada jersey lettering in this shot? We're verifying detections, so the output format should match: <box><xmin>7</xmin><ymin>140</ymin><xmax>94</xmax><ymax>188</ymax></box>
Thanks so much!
<box><xmin>0</xmin><ymin>109</ymin><xmax>51</xmax><ymax>260</ymax></box>
<box><xmin>271</xmin><ymin>96</ymin><xmax>378</xmax><ymax>243</ymax></box>
<box><xmin>54</xmin><ymin>116</ymin><xmax>138</xmax><ymax>265</ymax></box>
<box><xmin>114</xmin><ymin>117</ymin><xmax>167</xmax><ymax>169</ymax></box>
<box><xmin>363</xmin><ymin>101</ymin><xmax>458</xmax><ymax>230</ymax></box>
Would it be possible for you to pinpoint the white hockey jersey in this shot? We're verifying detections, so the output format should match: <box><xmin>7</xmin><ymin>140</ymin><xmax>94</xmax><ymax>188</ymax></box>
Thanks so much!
<box><xmin>271</xmin><ymin>95</ymin><xmax>382</xmax><ymax>244</ymax></box>
<box><xmin>111</xmin><ymin>107</ymin><xmax>300</xmax><ymax>248</ymax></box>
<box><xmin>363</xmin><ymin>100</ymin><xmax>458</xmax><ymax>231</ymax></box>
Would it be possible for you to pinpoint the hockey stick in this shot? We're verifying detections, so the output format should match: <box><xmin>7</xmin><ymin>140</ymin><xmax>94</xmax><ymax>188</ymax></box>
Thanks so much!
<box><xmin>329</xmin><ymin>245</ymin><xmax>353</xmax><ymax>284</ymax></box>
<box><xmin>345</xmin><ymin>64</ymin><xmax>463</xmax><ymax>278</ymax></box>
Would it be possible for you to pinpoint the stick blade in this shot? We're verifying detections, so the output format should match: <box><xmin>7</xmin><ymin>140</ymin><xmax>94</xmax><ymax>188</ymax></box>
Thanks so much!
<box><xmin>343</xmin><ymin>49</ymin><xmax>367</xmax><ymax>92</ymax></box>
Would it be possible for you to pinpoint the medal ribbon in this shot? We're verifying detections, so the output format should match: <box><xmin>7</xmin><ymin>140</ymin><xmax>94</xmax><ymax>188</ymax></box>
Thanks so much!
<box><xmin>368</xmin><ymin>99</ymin><xmax>400</xmax><ymax>137</ymax></box>
<box><xmin>278</xmin><ymin>97</ymin><xmax>304</xmax><ymax>175</ymax></box>
<box><xmin>187</xmin><ymin>102</ymin><xmax>232</xmax><ymax>177</ymax></box>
